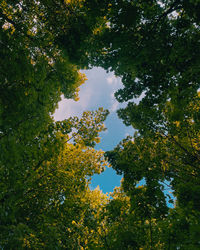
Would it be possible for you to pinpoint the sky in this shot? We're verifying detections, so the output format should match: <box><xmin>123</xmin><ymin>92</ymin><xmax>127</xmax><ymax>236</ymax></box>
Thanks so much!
<box><xmin>54</xmin><ymin>67</ymin><xmax>174</xmax><ymax>207</ymax></box>
<box><xmin>54</xmin><ymin>67</ymin><xmax>134</xmax><ymax>194</ymax></box>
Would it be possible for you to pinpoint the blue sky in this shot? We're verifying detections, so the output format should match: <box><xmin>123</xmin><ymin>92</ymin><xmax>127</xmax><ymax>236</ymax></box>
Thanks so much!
<box><xmin>54</xmin><ymin>67</ymin><xmax>134</xmax><ymax>193</ymax></box>
<box><xmin>54</xmin><ymin>67</ymin><xmax>174</xmax><ymax>207</ymax></box>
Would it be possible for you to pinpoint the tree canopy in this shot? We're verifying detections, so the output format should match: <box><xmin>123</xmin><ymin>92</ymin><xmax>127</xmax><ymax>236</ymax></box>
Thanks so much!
<box><xmin>1</xmin><ymin>0</ymin><xmax>200</xmax><ymax>248</ymax></box>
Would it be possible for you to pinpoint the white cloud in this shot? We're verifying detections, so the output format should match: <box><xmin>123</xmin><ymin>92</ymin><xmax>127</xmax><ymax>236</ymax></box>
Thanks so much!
<box><xmin>54</xmin><ymin>68</ymin><xmax>112</xmax><ymax>121</ymax></box>
<box><xmin>106</xmin><ymin>75</ymin><xmax>121</xmax><ymax>87</ymax></box>
<box><xmin>110</xmin><ymin>101</ymin><xmax>119</xmax><ymax>113</ymax></box>
<box><xmin>107</xmin><ymin>76</ymin><xmax>115</xmax><ymax>85</ymax></box>
<box><xmin>110</xmin><ymin>91</ymin><xmax>115</xmax><ymax>99</ymax></box>
<box><xmin>109</xmin><ymin>90</ymin><xmax>121</xmax><ymax>113</ymax></box>
<box><xmin>53</xmin><ymin>98</ymin><xmax>80</xmax><ymax>121</ymax></box>
<box><xmin>53</xmin><ymin>68</ymin><xmax>127</xmax><ymax>121</ymax></box>
<box><xmin>53</xmin><ymin>85</ymin><xmax>94</xmax><ymax>121</ymax></box>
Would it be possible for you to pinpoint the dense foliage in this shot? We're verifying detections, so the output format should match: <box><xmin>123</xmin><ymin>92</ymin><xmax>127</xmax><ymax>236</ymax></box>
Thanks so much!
<box><xmin>1</xmin><ymin>0</ymin><xmax>200</xmax><ymax>249</ymax></box>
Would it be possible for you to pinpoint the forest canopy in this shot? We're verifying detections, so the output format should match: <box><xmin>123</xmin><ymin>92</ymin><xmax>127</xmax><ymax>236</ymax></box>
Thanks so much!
<box><xmin>1</xmin><ymin>0</ymin><xmax>200</xmax><ymax>249</ymax></box>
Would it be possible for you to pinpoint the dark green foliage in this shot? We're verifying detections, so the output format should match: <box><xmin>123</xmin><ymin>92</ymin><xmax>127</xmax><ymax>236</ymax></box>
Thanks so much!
<box><xmin>1</xmin><ymin>0</ymin><xmax>200</xmax><ymax>248</ymax></box>
<box><xmin>87</xmin><ymin>0</ymin><xmax>200</xmax><ymax>137</ymax></box>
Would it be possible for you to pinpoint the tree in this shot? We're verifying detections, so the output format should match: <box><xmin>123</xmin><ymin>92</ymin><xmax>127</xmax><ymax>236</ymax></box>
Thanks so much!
<box><xmin>86</xmin><ymin>0</ymin><xmax>200</xmax><ymax>134</ymax></box>
<box><xmin>85</xmin><ymin>2</ymin><xmax>200</xmax><ymax>247</ymax></box>
<box><xmin>0</xmin><ymin>0</ymin><xmax>90</xmax><ymax>181</ymax></box>
<box><xmin>106</xmin><ymin>93</ymin><xmax>200</xmax><ymax>249</ymax></box>
<box><xmin>0</xmin><ymin>108</ymin><xmax>109</xmax><ymax>248</ymax></box>
<box><xmin>1</xmin><ymin>0</ymin><xmax>200</xmax><ymax>248</ymax></box>
<box><xmin>100</xmin><ymin>185</ymin><xmax>168</xmax><ymax>250</ymax></box>
<box><xmin>0</xmin><ymin>1</ymin><xmax>111</xmax><ymax>248</ymax></box>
